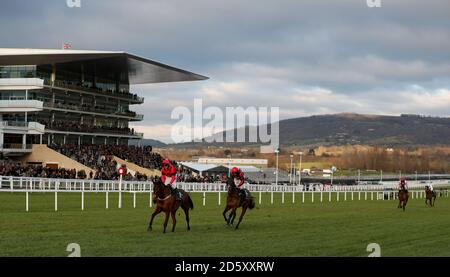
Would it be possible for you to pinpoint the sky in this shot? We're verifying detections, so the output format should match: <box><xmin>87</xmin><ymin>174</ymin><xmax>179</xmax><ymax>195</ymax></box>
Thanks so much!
<box><xmin>1</xmin><ymin>0</ymin><xmax>449</xmax><ymax>142</ymax></box>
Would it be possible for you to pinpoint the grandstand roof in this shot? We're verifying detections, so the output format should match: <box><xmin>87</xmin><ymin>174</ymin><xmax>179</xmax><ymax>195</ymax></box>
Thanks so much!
<box><xmin>179</xmin><ymin>162</ymin><xmax>230</xmax><ymax>173</ymax></box>
<box><xmin>180</xmin><ymin>162</ymin><xmax>261</xmax><ymax>174</ymax></box>
<box><xmin>0</xmin><ymin>48</ymin><xmax>208</xmax><ymax>84</ymax></box>
<box><xmin>224</xmin><ymin>165</ymin><xmax>261</xmax><ymax>173</ymax></box>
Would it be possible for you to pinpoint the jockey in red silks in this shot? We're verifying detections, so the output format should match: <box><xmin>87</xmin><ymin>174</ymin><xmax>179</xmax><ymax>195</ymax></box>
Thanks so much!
<box><xmin>399</xmin><ymin>177</ymin><xmax>408</xmax><ymax>193</ymax></box>
<box><xmin>161</xmin><ymin>159</ymin><xmax>180</xmax><ymax>199</ymax></box>
<box><xmin>230</xmin><ymin>167</ymin><xmax>248</xmax><ymax>201</ymax></box>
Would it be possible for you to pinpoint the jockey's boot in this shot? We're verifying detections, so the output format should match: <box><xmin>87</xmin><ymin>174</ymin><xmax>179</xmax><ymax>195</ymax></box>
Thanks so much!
<box><xmin>170</xmin><ymin>186</ymin><xmax>181</xmax><ymax>201</ymax></box>
<box><xmin>239</xmin><ymin>190</ymin><xmax>245</xmax><ymax>204</ymax></box>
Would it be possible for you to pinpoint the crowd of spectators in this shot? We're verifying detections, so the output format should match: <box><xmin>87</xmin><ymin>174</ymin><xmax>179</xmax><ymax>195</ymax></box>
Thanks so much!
<box><xmin>50</xmin><ymin>144</ymin><xmax>161</xmax><ymax>169</ymax></box>
<box><xmin>44</xmin><ymin>100</ymin><xmax>138</xmax><ymax>118</ymax></box>
<box><xmin>40</xmin><ymin>120</ymin><xmax>137</xmax><ymax>135</ymax></box>
<box><xmin>0</xmin><ymin>160</ymin><xmax>77</xmax><ymax>179</ymax></box>
<box><xmin>48</xmin><ymin>144</ymin><xmax>162</xmax><ymax>180</ymax></box>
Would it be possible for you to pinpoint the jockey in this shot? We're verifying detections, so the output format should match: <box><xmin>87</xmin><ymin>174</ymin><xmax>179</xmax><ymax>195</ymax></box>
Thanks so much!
<box><xmin>230</xmin><ymin>167</ymin><xmax>247</xmax><ymax>201</ymax></box>
<box><xmin>426</xmin><ymin>183</ymin><xmax>434</xmax><ymax>192</ymax></box>
<box><xmin>399</xmin><ymin>177</ymin><xmax>408</xmax><ymax>193</ymax></box>
<box><xmin>160</xmin><ymin>159</ymin><xmax>180</xmax><ymax>200</ymax></box>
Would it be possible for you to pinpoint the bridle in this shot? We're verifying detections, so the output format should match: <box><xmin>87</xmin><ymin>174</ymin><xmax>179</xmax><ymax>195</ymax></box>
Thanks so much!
<box><xmin>153</xmin><ymin>181</ymin><xmax>172</xmax><ymax>201</ymax></box>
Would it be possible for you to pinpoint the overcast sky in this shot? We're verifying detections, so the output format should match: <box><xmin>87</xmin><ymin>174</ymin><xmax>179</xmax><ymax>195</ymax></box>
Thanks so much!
<box><xmin>1</xmin><ymin>0</ymin><xmax>449</xmax><ymax>142</ymax></box>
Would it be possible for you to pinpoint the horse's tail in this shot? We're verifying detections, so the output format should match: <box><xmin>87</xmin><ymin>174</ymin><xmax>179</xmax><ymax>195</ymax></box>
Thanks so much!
<box><xmin>188</xmin><ymin>194</ymin><xmax>194</xmax><ymax>210</ymax></box>
<box><xmin>248</xmin><ymin>197</ymin><xmax>255</xmax><ymax>210</ymax></box>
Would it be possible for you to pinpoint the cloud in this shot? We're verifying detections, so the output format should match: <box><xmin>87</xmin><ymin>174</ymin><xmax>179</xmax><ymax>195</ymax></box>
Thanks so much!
<box><xmin>1</xmin><ymin>0</ymin><xmax>450</xmax><ymax>143</ymax></box>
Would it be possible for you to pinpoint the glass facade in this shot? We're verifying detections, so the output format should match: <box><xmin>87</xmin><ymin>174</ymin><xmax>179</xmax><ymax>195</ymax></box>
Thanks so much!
<box><xmin>0</xmin><ymin>60</ymin><xmax>141</xmax><ymax>145</ymax></box>
<box><xmin>0</xmin><ymin>65</ymin><xmax>37</xmax><ymax>79</ymax></box>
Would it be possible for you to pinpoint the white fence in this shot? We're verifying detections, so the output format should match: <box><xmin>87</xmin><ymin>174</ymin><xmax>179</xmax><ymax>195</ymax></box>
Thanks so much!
<box><xmin>1</xmin><ymin>176</ymin><xmax>449</xmax><ymax>193</ymax></box>
<box><xmin>0</xmin><ymin>176</ymin><xmax>448</xmax><ymax>212</ymax></box>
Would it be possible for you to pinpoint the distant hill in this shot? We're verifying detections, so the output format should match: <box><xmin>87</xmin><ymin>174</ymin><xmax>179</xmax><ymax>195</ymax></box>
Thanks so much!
<box><xmin>129</xmin><ymin>138</ymin><xmax>167</xmax><ymax>147</ymax></box>
<box><xmin>171</xmin><ymin>113</ymin><xmax>450</xmax><ymax>147</ymax></box>
<box><xmin>276</xmin><ymin>113</ymin><xmax>450</xmax><ymax>146</ymax></box>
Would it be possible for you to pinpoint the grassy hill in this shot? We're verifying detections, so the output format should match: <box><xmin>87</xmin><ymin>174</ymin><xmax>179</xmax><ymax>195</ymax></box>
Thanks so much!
<box><xmin>170</xmin><ymin>113</ymin><xmax>450</xmax><ymax>148</ymax></box>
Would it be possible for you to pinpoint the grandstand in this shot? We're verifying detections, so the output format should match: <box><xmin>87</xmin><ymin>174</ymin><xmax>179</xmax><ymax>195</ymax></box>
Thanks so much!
<box><xmin>0</xmin><ymin>48</ymin><xmax>207</xmax><ymax>178</ymax></box>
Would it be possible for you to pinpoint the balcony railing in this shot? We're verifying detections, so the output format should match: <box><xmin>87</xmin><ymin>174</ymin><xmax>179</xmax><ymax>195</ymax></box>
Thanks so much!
<box><xmin>0</xmin><ymin>121</ymin><xmax>45</xmax><ymax>134</ymax></box>
<box><xmin>50</xmin><ymin>80</ymin><xmax>144</xmax><ymax>103</ymax></box>
<box><xmin>0</xmin><ymin>121</ymin><xmax>27</xmax><ymax>127</ymax></box>
<box><xmin>42</xmin><ymin>101</ymin><xmax>143</xmax><ymax>120</ymax></box>
<box><xmin>0</xmin><ymin>144</ymin><xmax>33</xmax><ymax>150</ymax></box>
<box><xmin>0</xmin><ymin>99</ymin><xmax>44</xmax><ymax>111</ymax></box>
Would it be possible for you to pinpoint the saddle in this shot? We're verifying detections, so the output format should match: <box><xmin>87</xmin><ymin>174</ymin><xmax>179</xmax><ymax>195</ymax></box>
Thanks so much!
<box><xmin>170</xmin><ymin>187</ymin><xmax>183</xmax><ymax>201</ymax></box>
<box><xmin>238</xmin><ymin>188</ymin><xmax>250</xmax><ymax>204</ymax></box>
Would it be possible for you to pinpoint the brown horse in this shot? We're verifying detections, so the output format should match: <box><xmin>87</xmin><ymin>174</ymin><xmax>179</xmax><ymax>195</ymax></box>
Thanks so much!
<box><xmin>148</xmin><ymin>179</ymin><xmax>194</xmax><ymax>233</ymax></box>
<box><xmin>398</xmin><ymin>189</ymin><xmax>409</xmax><ymax>211</ymax></box>
<box><xmin>222</xmin><ymin>177</ymin><xmax>255</xmax><ymax>229</ymax></box>
<box><xmin>425</xmin><ymin>187</ymin><xmax>436</xmax><ymax>207</ymax></box>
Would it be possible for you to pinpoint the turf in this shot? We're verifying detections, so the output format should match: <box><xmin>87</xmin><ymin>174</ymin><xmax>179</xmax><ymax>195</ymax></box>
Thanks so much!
<box><xmin>0</xmin><ymin>191</ymin><xmax>449</xmax><ymax>257</ymax></box>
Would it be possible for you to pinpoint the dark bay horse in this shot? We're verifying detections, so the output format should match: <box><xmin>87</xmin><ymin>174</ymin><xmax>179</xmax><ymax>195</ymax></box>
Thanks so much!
<box><xmin>398</xmin><ymin>189</ymin><xmax>409</xmax><ymax>211</ymax></box>
<box><xmin>425</xmin><ymin>187</ymin><xmax>436</xmax><ymax>207</ymax></box>
<box><xmin>222</xmin><ymin>177</ymin><xmax>255</xmax><ymax>229</ymax></box>
<box><xmin>148</xmin><ymin>179</ymin><xmax>194</xmax><ymax>233</ymax></box>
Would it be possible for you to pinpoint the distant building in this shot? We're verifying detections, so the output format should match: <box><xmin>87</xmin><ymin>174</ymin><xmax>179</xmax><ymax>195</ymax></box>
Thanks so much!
<box><xmin>196</xmin><ymin>157</ymin><xmax>268</xmax><ymax>167</ymax></box>
<box><xmin>0</xmin><ymin>48</ymin><xmax>207</xmax><ymax>156</ymax></box>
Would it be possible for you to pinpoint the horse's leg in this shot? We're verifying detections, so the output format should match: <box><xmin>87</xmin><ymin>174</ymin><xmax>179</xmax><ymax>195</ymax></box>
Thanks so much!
<box><xmin>230</xmin><ymin>209</ymin><xmax>237</xmax><ymax>225</ymax></box>
<box><xmin>183</xmin><ymin>207</ymin><xmax>191</xmax><ymax>231</ymax></box>
<box><xmin>171</xmin><ymin>210</ymin><xmax>177</xmax><ymax>232</ymax></box>
<box><xmin>148</xmin><ymin>207</ymin><xmax>162</xmax><ymax>231</ymax></box>
<box><xmin>163</xmin><ymin>211</ymin><xmax>170</xmax><ymax>233</ymax></box>
<box><xmin>228</xmin><ymin>208</ymin><xmax>237</xmax><ymax>225</ymax></box>
<box><xmin>235</xmin><ymin>206</ymin><xmax>248</xmax><ymax>230</ymax></box>
<box><xmin>223</xmin><ymin>205</ymin><xmax>231</xmax><ymax>224</ymax></box>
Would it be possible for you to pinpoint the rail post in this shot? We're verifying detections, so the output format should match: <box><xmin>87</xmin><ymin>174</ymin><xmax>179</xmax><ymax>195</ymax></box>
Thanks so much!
<box><xmin>81</xmin><ymin>181</ymin><xmax>85</xmax><ymax>211</ymax></box>
<box><xmin>54</xmin><ymin>181</ymin><xmax>58</xmax><ymax>211</ymax></box>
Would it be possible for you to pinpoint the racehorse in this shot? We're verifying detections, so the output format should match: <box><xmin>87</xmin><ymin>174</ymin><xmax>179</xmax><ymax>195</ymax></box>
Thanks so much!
<box><xmin>398</xmin><ymin>189</ymin><xmax>409</xmax><ymax>211</ymax></box>
<box><xmin>148</xmin><ymin>178</ymin><xmax>194</xmax><ymax>233</ymax></box>
<box><xmin>425</xmin><ymin>187</ymin><xmax>436</xmax><ymax>207</ymax></box>
<box><xmin>222</xmin><ymin>177</ymin><xmax>255</xmax><ymax>229</ymax></box>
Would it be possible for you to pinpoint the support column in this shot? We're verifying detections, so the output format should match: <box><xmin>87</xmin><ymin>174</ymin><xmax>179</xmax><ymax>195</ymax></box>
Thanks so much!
<box><xmin>104</xmin><ymin>137</ymin><xmax>107</xmax><ymax>145</ymax></box>
<box><xmin>51</xmin><ymin>63</ymin><xmax>56</xmax><ymax>86</ymax></box>
<box><xmin>40</xmin><ymin>134</ymin><xmax>43</xmax><ymax>144</ymax></box>
<box><xmin>78</xmin><ymin>136</ymin><xmax>81</xmax><ymax>146</ymax></box>
<box><xmin>22</xmin><ymin>134</ymin><xmax>27</xmax><ymax>149</ymax></box>
<box><xmin>0</xmin><ymin>132</ymin><xmax>4</xmax><ymax>148</ymax></box>
<box><xmin>47</xmin><ymin>134</ymin><xmax>51</xmax><ymax>145</ymax></box>
<box><xmin>91</xmin><ymin>136</ymin><xmax>94</xmax><ymax>144</ymax></box>
<box><xmin>63</xmin><ymin>135</ymin><xmax>66</xmax><ymax>145</ymax></box>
